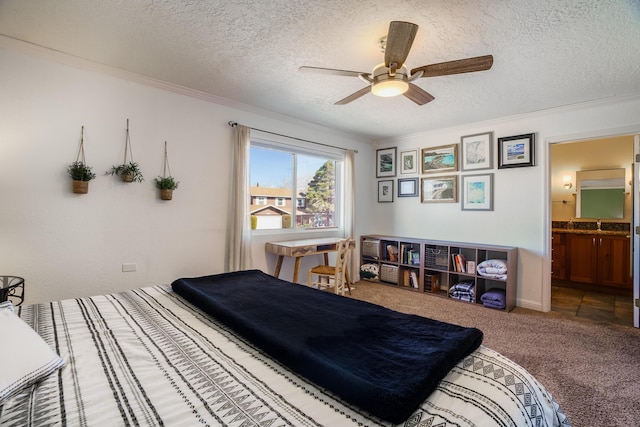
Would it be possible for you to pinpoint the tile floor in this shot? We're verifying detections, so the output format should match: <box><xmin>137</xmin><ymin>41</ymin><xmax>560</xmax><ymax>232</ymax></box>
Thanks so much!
<box><xmin>551</xmin><ymin>281</ymin><xmax>635</xmax><ymax>327</ymax></box>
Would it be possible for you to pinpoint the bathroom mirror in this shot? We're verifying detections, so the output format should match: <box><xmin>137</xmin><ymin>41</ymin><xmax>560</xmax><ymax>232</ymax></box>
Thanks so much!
<box><xmin>576</xmin><ymin>168</ymin><xmax>625</xmax><ymax>218</ymax></box>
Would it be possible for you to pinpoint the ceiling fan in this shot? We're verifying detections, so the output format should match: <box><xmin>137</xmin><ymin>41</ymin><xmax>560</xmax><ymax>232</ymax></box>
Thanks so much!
<box><xmin>299</xmin><ymin>21</ymin><xmax>493</xmax><ymax>105</ymax></box>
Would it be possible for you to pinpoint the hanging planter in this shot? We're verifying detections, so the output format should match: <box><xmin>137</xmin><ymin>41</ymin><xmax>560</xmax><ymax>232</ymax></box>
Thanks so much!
<box><xmin>106</xmin><ymin>119</ymin><xmax>144</xmax><ymax>183</ymax></box>
<box><xmin>154</xmin><ymin>141</ymin><xmax>179</xmax><ymax>201</ymax></box>
<box><xmin>67</xmin><ymin>126</ymin><xmax>96</xmax><ymax>194</ymax></box>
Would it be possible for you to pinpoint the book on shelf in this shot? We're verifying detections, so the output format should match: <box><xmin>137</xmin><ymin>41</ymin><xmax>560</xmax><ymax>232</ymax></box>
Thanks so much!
<box><xmin>410</xmin><ymin>270</ymin><xmax>419</xmax><ymax>289</ymax></box>
<box><xmin>451</xmin><ymin>253</ymin><xmax>467</xmax><ymax>273</ymax></box>
<box><xmin>402</xmin><ymin>269</ymin><xmax>410</xmax><ymax>287</ymax></box>
<box><xmin>466</xmin><ymin>260</ymin><xmax>476</xmax><ymax>274</ymax></box>
<box><xmin>387</xmin><ymin>244</ymin><xmax>398</xmax><ymax>262</ymax></box>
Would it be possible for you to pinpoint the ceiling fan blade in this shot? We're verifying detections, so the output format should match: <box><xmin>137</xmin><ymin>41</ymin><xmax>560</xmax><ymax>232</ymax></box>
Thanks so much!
<box><xmin>299</xmin><ymin>66</ymin><xmax>367</xmax><ymax>77</ymax></box>
<box><xmin>384</xmin><ymin>21</ymin><xmax>418</xmax><ymax>69</ymax></box>
<box><xmin>404</xmin><ymin>83</ymin><xmax>435</xmax><ymax>105</ymax></box>
<box><xmin>410</xmin><ymin>55</ymin><xmax>494</xmax><ymax>78</ymax></box>
<box><xmin>335</xmin><ymin>86</ymin><xmax>371</xmax><ymax>105</ymax></box>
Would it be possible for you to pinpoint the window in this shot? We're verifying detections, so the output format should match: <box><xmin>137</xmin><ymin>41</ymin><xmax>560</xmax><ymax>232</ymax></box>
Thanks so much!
<box><xmin>250</xmin><ymin>141</ymin><xmax>341</xmax><ymax>231</ymax></box>
<box><xmin>255</xmin><ymin>196</ymin><xmax>267</xmax><ymax>205</ymax></box>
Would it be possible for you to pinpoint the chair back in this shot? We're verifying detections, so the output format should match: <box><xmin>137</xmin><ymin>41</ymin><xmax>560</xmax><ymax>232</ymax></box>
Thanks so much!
<box><xmin>334</xmin><ymin>238</ymin><xmax>353</xmax><ymax>291</ymax></box>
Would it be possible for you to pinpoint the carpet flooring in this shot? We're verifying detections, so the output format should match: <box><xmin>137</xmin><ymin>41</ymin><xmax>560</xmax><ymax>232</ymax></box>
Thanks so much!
<box><xmin>346</xmin><ymin>280</ymin><xmax>640</xmax><ymax>427</ymax></box>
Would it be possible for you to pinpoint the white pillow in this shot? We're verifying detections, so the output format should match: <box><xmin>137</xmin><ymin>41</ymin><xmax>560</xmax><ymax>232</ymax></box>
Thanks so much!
<box><xmin>0</xmin><ymin>301</ymin><xmax>65</xmax><ymax>404</ymax></box>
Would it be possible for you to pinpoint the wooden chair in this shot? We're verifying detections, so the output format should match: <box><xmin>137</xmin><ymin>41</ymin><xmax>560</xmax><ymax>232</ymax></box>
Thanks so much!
<box><xmin>307</xmin><ymin>238</ymin><xmax>353</xmax><ymax>295</ymax></box>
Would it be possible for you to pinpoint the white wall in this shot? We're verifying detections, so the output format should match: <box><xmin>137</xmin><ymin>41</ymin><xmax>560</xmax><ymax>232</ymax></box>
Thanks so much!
<box><xmin>375</xmin><ymin>96</ymin><xmax>640</xmax><ymax>311</ymax></box>
<box><xmin>0</xmin><ymin>44</ymin><xmax>373</xmax><ymax>304</ymax></box>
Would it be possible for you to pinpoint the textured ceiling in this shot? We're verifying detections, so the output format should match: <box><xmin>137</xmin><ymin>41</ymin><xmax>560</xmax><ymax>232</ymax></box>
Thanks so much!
<box><xmin>1</xmin><ymin>0</ymin><xmax>639</xmax><ymax>140</ymax></box>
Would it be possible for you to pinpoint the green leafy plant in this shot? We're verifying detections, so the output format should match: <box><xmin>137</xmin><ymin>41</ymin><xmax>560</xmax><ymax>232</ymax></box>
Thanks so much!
<box><xmin>154</xmin><ymin>176</ymin><xmax>179</xmax><ymax>190</ymax></box>
<box><xmin>67</xmin><ymin>161</ymin><xmax>96</xmax><ymax>181</ymax></box>
<box><xmin>106</xmin><ymin>161</ymin><xmax>144</xmax><ymax>183</ymax></box>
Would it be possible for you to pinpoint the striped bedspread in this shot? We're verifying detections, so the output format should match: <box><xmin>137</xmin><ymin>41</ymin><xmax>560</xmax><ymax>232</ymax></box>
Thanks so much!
<box><xmin>0</xmin><ymin>285</ymin><xmax>571</xmax><ymax>426</ymax></box>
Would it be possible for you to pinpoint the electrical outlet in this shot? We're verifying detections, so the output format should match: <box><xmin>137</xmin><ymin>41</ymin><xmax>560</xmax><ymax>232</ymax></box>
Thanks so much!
<box><xmin>122</xmin><ymin>263</ymin><xmax>137</xmax><ymax>272</ymax></box>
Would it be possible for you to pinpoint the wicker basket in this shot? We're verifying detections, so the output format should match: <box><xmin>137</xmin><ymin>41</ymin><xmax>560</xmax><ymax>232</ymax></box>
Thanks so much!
<box><xmin>362</xmin><ymin>239</ymin><xmax>381</xmax><ymax>259</ymax></box>
<box><xmin>425</xmin><ymin>246</ymin><xmax>449</xmax><ymax>269</ymax></box>
<box><xmin>380</xmin><ymin>264</ymin><xmax>398</xmax><ymax>284</ymax></box>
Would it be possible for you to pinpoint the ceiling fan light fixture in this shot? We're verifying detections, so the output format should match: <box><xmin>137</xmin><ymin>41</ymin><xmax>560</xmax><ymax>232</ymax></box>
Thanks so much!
<box><xmin>370</xmin><ymin>63</ymin><xmax>409</xmax><ymax>97</ymax></box>
<box><xmin>371</xmin><ymin>78</ymin><xmax>409</xmax><ymax>97</ymax></box>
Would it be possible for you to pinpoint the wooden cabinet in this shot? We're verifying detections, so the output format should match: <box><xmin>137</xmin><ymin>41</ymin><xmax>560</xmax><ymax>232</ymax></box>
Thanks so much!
<box><xmin>566</xmin><ymin>233</ymin><xmax>631</xmax><ymax>289</ymax></box>
<box><xmin>360</xmin><ymin>235</ymin><xmax>518</xmax><ymax>311</ymax></box>
<box><xmin>551</xmin><ymin>233</ymin><xmax>567</xmax><ymax>280</ymax></box>
<box><xmin>598</xmin><ymin>234</ymin><xmax>632</xmax><ymax>288</ymax></box>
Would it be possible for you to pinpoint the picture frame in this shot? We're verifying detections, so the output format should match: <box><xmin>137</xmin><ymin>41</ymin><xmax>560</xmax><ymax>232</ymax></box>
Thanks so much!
<box><xmin>421</xmin><ymin>175</ymin><xmax>458</xmax><ymax>203</ymax></box>
<box><xmin>376</xmin><ymin>147</ymin><xmax>397</xmax><ymax>177</ymax></box>
<box><xmin>400</xmin><ymin>150</ymin><xmax>418</xmax><ymax>174</ymax></box>
<box><xmin>461</xmin><ymin>173</ymin><xmax>494</xmax><ymax>211</ymax></box>
<box><xmin>498</xmin><ymin>133</ymin><xmax>535</xmax><ymax>168</ymax></box>
<box><xmin>378</xmin><ymin>180</ymin><xmax>394</xmax><ymax>203</ymax></box>
<box><xmin>461</xmin><ymin>132</ymin><xmax>493</xmax><ymax>171</ymax></box>
<box><xmin>397</xmin><ymin>177</ymin><xmax>419</xmax><ymax>197</ymax></box>
<box><xmin>421</xmin><ymin>144</ymin><xmax>458</xmax><ymax>174</ymax></box>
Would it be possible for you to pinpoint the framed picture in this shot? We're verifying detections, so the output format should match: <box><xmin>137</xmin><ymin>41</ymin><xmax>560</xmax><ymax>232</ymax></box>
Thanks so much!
<box><xmin>421</xmin><ymin>144</ymin><xmax>458</xmax><ymax>174</ymax></box>
<box><xmin>398</xmin><ymin>177</ymin><xmax>419</xmax><ymax>197</ymax></box>
<box><xmin>400</xmin><ymin>150</ymin><xmax>418</xmax><ymax>174</ymax></box>
<box><xmin>378</xmin><ymin>180</ymin><xmax>394</xmax><ymax>202</ymax></box>
<box><xmin>421</xmin><ymin>175</ymin><xmax>458</xmax><ymax>203</ymax></box>
<box><xmin>376</xmin><ymin>147</ymin><xmax>397</xmax><ymax>177</ymax></box>
<box><xmin>461</xmin><ymin>173</ymin><xmax>494</xmax><ymax>211</ymax></box>
<box><xmin>461</xmin><ymin>132</ymin><xmax>493</xmax><ymax>171</ymax></box>
<box><xmin>498</xmin><ymin>133</ymin><xmax>535</xmax><ymax>168</ymax></box>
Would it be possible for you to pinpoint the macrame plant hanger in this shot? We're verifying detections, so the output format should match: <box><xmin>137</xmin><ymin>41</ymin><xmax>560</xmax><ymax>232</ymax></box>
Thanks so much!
<box><xmin>162</xmin><ymin>141</ymin><xmax>172</xmax><ymax>179</ymax></box>
<box><xmin>124</xmin><ymin>119</ymin><xmax>133</xmax><ymax>166</ymax></box>
<box><xmin>76</xmin><ymin>126</ymin><xmax>86</xmax><ymax>165</ymax></box>
<box><xmin>71</xmin><ymin>125</ymin><xmax>90</xmax><ymax>194</ymax></box>
<box><xmin>159</xmin><ymin>141</ymin><xmax>175</xmax><ymax>200</ymax></box>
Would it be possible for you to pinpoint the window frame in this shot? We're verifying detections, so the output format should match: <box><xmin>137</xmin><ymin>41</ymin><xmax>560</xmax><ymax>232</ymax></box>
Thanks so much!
<box><xmin>250</xmin><ymin>137</ymin><xmax>344</xmax><ymax>235</ymax></box>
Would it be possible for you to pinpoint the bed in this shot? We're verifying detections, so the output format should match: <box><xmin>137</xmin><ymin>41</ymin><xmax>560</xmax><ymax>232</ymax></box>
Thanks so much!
<box><xmin>1</xmin><ymin>270</ymin><xmax>571</xmax><ymax>426</ymax></box>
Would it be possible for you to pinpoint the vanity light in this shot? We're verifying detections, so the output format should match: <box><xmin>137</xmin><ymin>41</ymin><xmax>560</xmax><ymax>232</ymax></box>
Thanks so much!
<box><xmin>562</xmin><ymin>175</ymin><xmax>573</xmax><ymax>189</ymax></box>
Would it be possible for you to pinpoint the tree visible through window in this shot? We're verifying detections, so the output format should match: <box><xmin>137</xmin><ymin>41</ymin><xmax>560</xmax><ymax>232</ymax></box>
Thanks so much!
<box><xmin>250</xmin><ymin>143</ymin><xmax>340</xmax><ymax>230</ymax></box>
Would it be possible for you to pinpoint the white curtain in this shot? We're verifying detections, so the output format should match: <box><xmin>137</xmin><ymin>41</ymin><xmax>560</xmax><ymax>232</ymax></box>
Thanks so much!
<box><xmin>344</xmin><ymin>149</ymin><xmax>357</xmax><ymax>276</ymax></box>
<box><xmin>226</xmin><ymin>124</ymin><xmax>253</xmax><ymax>272</ymax></box>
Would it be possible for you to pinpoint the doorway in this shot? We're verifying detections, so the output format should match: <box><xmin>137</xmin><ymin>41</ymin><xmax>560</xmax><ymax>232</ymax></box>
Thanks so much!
<box><xmin>549</xmin><ymin>135</ymin><xmax>636</xmax><ymax>327</ymax></box>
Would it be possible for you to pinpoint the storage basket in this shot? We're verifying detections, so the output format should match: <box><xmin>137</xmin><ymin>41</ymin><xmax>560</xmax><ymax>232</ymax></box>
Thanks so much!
<box><xmin>362</xmin><ymin>239</ymin><xmax>381</xmax><ymax>259</ymax></box>
<box><xmin>425</xmin><ymin>246</ymin><xmax>449</xmax><ymax>269</ymax></box>
<box><xmin>424</xmin><ymin>273</ymin><xmax>441</xmax><ymax>292</ymax></box>
<box><xmin>380</xmin><ymin>264</ymin><xmax>398</xmax><ymax>284</ymax></box>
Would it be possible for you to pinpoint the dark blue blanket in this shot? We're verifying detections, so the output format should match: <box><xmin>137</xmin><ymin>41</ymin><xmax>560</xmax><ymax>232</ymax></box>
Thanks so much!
<box><xmin>172</xmin><ymin>269</ymin><xmax>483</xmax><ymax>423</ymax></box>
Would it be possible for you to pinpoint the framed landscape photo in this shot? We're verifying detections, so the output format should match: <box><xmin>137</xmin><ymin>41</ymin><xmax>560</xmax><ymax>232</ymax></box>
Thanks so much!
<box><xmin>421</xmin><ymin>175</ymin><xmax>458</xmax><ymax>203</ymax></box>
<box><xmin>400</xmin><ymin>150</ymin><xmax>418</xmax><ymax>174</ymax></box>
<box><xmin>378</xmin><ymin>180</ymin><xmax>394</xmax><ymax>203</ymax></box>
<box><xmin>461</xmin><ymin>132</ymin><xmax>493</xmax><ymax>171</ymax></box>
<box><xmin>498</xmin><ymin>133</ymin><xmax>535</xmax><ymax>168</ymax></box>
<box><xmin>421</xmin><ymin>144</ymin><xmax>458</xmax><ymax>174</ymax></box>
<box><xmin>376</xmin><ymin>147</ymin><xmax>397</xmax><ymax>177</ymax></box>
<box><xmin>462</xmin><ymin>173</ymin><xmax>494</xmax><ymax>211</ymax></box>
<box><xmin>398</xmin><ymin>177</ymin><xmax>419</xmax><ymax>197</ymax></box>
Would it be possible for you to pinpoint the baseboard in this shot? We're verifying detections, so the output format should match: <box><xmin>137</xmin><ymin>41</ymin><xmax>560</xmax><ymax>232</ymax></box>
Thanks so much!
<box><xmin>517</xmin><ymin>298</ymin><xmax>546</xmax><ymax>312</ymax></box>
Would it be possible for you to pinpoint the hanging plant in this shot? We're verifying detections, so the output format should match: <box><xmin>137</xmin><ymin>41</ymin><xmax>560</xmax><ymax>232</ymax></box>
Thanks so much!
<box><xmin>106</xmin><ymin>119</ymin><xmax>144</xmax><ymax>183</ymax></box>
<box><xmin>154</xmin><ymin>141</ymin><xmax>179</xmax><ymax>200</ymax></box>
<box><xmin>67</xmin><ymin>126</ymin><xmax>96</xmax><ymax>194</ymax></box>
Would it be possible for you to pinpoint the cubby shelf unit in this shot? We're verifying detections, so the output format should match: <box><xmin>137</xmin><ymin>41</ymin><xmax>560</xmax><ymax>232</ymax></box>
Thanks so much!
<box><xmin>360</xmin><ymin>235</ymin><xmax>518</xmax><ymax>312</ymax></box>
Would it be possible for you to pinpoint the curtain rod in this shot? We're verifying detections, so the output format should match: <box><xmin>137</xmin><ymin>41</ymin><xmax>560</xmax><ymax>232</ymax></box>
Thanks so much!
<box><xmin>228</xmin><ymin>121</ymin><xmax>357</xmax><ymax>154</ymax></box>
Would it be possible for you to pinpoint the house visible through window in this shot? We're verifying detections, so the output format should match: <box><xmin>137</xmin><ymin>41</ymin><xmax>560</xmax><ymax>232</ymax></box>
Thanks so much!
<box><xmin>250</xmin><ymin>141</ymin><xmax>341</xmax><ymax>231</ymax></box>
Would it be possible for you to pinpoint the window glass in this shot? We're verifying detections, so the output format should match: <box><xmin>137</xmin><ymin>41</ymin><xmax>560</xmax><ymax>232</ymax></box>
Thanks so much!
<box><xmin>250</xmin><ymin>143</ymin><xmax>340</xmax><ymax>231</ymax></box>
